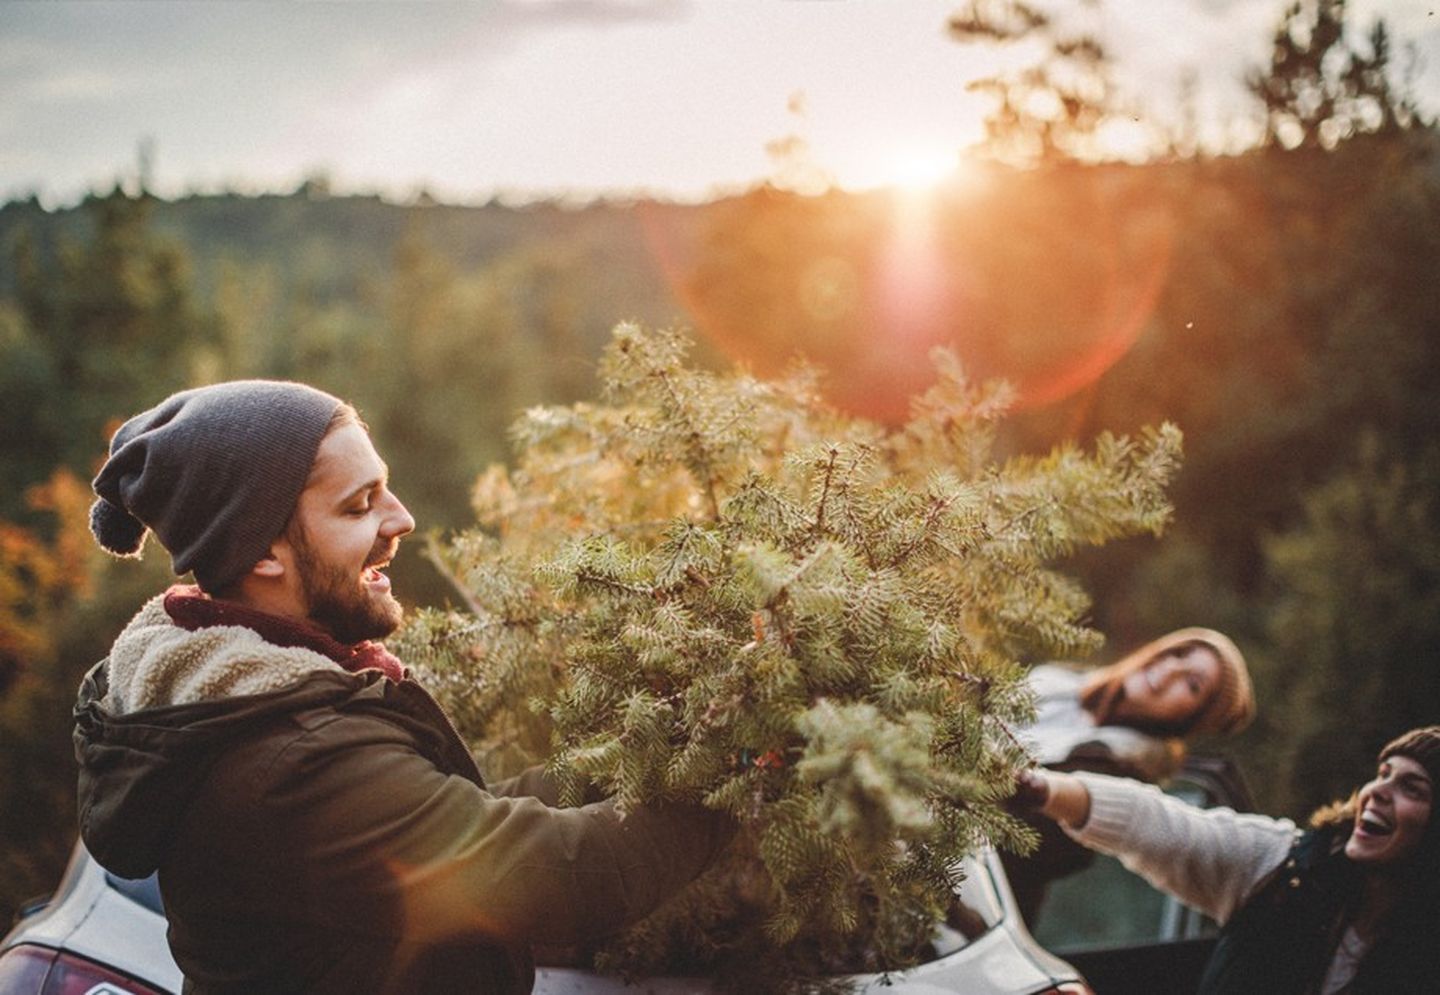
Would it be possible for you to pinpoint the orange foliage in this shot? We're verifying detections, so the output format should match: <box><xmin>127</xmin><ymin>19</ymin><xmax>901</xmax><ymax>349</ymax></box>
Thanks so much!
<box><xmin>0</xmin><ymin>469</ymin><xmax>97</xmax><ymax>691</ymax></box>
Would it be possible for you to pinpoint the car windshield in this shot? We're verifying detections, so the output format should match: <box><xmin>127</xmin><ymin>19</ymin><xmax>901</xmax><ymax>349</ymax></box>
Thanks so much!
<box><xmin>919</xmin><ymin>857</ymin><xmax>1004</xmax><ymax>962</ymax></box>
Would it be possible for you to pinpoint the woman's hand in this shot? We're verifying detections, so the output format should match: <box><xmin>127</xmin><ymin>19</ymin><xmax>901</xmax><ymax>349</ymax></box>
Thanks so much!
<box><xmin>1010</xmin><ymin>767</ymin><xmax>1092</xmax><ymax>829</ymax></box>
<box><xmin>1010</xmin><ymin>767</ymin><xmax>1051</xmax><ymax>813</ymax></box>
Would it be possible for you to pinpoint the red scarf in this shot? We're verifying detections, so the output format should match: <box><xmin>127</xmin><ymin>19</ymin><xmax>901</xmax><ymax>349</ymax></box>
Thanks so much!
<box><xmin>163</xmin><ymin>584</ymin><xmax>408</xmax><ymax>683</ymax></box>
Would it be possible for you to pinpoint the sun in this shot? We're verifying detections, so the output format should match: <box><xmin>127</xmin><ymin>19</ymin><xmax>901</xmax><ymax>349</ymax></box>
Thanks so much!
<box><xmin>827</xmin><ymin>143</ymin><xmax>964</xmax><ymax>193</ymax></box>
<box><xmin>886</xmin><ymin>147</ymin><xmax>959</xmax><ymax>191</ymax></box>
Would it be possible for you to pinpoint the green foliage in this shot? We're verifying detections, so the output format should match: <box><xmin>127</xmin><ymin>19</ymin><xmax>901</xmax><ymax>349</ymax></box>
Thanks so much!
<box><xmin>409</xmin><ymin>324</ymin><xmax>1180</xmax><ymax>986</ymax></box>
<box><xmin>0</xmin><ymin>192</ymin><xmax>217</xmax><ymax>521</ymax></box>
<box><xmin>0</xmin><ymin>471</ymin><xmax>175</xmax><ymax>918</ymax></box>
<box><xmin>1250</xmin><ymin>438</ymin><xmax>1440</xmax><ymax>817</ymax></box>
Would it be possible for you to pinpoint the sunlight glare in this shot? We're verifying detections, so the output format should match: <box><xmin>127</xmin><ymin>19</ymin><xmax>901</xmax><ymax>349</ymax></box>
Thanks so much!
<box><xmin>887</xmin><ymin>147</ymin><xmax>958</xmax><ymax>191</ymax></box>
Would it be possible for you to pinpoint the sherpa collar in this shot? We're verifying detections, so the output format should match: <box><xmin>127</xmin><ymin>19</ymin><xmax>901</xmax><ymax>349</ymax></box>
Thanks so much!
<box><xmin>102</xmin><ymin>587</ymin><xmax>405</xmax><ymax>715</ymax></box>
<box><xmin>164</xmin><ymin>585</ymin><xmax>407</xmax><ymax>683</ymax></box>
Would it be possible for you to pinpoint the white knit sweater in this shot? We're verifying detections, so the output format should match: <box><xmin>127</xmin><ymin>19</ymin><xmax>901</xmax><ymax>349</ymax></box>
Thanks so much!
<box><xmin>1023</xmin><ymin>664</ymin><xmax>1175</xmax><ymax>778</ymax></box>
<box><xmin>1065</xmin><ymin>772</ymin><xmax>1297</xmax><ymax>923</ymax></box>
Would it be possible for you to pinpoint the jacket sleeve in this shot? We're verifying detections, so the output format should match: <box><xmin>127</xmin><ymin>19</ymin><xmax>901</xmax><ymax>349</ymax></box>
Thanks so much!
<box><xmin>264</xmin><ymin>713</ymin><xmax>733</xmax><ymax>946</ymax></box>
<box><xmin>1064</xmin><ymin>772</ymin><xmax>1298</xmax><ymax>924</ymax></box>
<box><xmin>487</xmin><ymin>765</ymin><xmax>563</xmax><ymax>804</ymax></box>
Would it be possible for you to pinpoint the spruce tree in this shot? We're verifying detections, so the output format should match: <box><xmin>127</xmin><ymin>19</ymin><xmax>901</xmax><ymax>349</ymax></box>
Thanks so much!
<box><xmin>399</xmin><ymin>323</ymin><xmax>1180</xmax><ymax>989</ymax></box>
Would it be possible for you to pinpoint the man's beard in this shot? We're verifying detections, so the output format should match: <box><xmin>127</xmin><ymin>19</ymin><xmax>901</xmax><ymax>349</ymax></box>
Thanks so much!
<box><xmin>291</xmin><ymin>529</ymin><xmax>403</xmax><ymax>645</ymax></box>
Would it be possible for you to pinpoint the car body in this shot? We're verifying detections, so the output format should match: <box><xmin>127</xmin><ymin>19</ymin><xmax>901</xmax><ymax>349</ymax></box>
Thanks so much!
<box><xmin>2</xmin><ymin>844</ymin><xmax>1085</xmax><ymax>995</ymax></box>
<box><xmin>1</xmin><ymin>756</ymin><xmax>1250</xmax><ymax>994</ymax></box>
<box><xmin>0</xmin><ymin>844</ymin><xmax>176</xmax><ymax>995</ymax></box>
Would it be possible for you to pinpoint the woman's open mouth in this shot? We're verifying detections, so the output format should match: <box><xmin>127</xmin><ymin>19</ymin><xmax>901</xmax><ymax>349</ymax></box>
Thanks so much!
<box><xmin>1355</xmin><ymin>808</ymin><xmax>1393</xmax><ymax>840</ymax></box>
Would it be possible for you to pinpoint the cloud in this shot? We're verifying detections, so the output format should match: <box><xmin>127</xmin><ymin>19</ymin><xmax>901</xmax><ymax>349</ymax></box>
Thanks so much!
<box><xmin>1</xmin><ymin>0</ymin><xmax>1436</xmax><ymax>205</ymax></box>
<box><xmin>497</xmin><ymin>0</ymin><xmax>691</xmax><ymax>26</ymax></box>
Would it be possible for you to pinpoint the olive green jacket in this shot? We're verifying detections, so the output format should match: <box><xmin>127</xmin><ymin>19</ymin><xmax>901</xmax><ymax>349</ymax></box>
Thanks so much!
<box><xmin>74</xmin><ymin>597</ymin><xmax>730</xmax><ymax>993</ymax></box>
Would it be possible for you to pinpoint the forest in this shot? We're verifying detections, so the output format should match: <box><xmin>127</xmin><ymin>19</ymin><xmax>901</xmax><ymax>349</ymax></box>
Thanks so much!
<box><xmin>2</xmin><ymin>0</ymin><xmax>1438</xmax><ymax>940</ymax></box>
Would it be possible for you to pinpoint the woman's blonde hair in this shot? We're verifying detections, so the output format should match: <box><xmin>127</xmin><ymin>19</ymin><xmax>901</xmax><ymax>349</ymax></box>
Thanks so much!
<box><xmin>1078</xmin><ymin>627</ymin><xmax>1255</xmax><ymax>737</ymax></box>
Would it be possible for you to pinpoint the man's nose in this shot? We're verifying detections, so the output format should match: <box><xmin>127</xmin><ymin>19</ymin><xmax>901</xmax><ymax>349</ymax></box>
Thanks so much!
<box><xmin>383</xmin><ymin>493</ymin><xmax>416</xmax><ymax>538</ymax></box>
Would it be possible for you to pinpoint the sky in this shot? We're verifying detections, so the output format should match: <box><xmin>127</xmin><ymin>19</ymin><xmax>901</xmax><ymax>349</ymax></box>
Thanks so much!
<box><xmin>2</xmin><ymin>0</ymin><xmax>1437</xmax><ymax>206</ymax></box>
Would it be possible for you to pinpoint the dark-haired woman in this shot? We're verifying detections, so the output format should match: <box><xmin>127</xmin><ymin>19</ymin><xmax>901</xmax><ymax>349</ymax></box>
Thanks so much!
<box><xmin>1016</xmin><ymin>726</ymin><xmax>1440</xmax><ymax>994</ymax></box>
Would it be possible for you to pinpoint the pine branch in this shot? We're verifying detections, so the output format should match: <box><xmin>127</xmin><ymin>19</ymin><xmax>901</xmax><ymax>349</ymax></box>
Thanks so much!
<box><xmin>573</xmin><ymin>569</ymin><xmax>655</xmax><ymax>598</ymax></box>
<box><xmin>423</xmin><ymin>532</ymin><xmax>490</xmax><ymax>618</ymax></box>
<box><xmin>811</xmin><ymin>445</ymin><xmax>840</xmax><ymax>537</ymax></box>
<box><xmin>652</xmin><ymin>361</ymin><xmax>723</xmax><ymax>520</ymax></box>
<box><xmin>413</xmin><ymin>323</ymin><xmax>1183</xmax><ymax>986</ymax></box>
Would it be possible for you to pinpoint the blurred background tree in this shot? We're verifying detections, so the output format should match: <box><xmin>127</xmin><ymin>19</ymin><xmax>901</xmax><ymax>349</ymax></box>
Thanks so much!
<box><xmin>948</xmin><ymin>0</ymin><xmax>1128</xmax><ymax>165</ymax></box>
<box><xmin>0</xmin><ymin>191</ymin><xmax>218</xmax><ymax>523</ymax></box>
<box><xmin>1250</xmin><ymin>0</ymin><xmax>1427</xmax><ymax>151</ymax></box>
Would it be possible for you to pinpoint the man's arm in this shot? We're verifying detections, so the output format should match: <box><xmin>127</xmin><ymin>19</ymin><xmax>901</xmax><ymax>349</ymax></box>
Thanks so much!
<box><xmin>269</xmin><ymin>716</ymin><xmax>732</xmax><ymax>946</ymax></box>
<box><xmin>487</xmin><ymin>765</ymin><xmax>563</xmax><ymax>804</ymax></box>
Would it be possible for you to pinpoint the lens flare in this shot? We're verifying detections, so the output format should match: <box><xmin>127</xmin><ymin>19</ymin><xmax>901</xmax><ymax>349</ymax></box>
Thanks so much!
<box><xmin>640</xmin><ymin>175</ymin><xmax>1174</xmax><ymax>425</ymax></box>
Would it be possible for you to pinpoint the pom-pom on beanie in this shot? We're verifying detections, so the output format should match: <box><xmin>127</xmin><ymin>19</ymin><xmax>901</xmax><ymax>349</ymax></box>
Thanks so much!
<box><xmin>90</xmin><ymin>380</ymin><xmax>343</xmax><ymax>592</ymax></box>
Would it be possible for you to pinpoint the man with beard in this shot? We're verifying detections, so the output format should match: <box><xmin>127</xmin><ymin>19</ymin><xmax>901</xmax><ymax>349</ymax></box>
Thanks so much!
<box><xmin>74</xmin><ymin>381</ymin><xmax>731</xmax><ymax>993</ymax></box>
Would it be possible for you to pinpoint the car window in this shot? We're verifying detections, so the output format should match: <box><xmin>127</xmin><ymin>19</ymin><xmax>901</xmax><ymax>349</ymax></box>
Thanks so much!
<box><xmin>1028</xmin><ymin>779</ymin><xmax>1219</xmax><ymax>954</ymax></box>
<box><xmin>105</xmin><ymin>871</ymin><xmax>166</xmax><ymax>917</ymax></box>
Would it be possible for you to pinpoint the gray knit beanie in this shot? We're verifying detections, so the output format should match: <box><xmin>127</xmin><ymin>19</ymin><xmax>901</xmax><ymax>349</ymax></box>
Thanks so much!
<box><xmin>1380</xmin><ymin>726</ymin><xmax>1440</xmax><ymax>789</ymax></box>
<box><xmin>90</xmin><ymin>380</ymin><xmax>343</xmax><ymax>592</ymax></box>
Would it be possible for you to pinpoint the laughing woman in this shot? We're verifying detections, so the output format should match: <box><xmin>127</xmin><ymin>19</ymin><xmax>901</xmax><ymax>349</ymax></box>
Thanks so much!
<box><xmin>1024</xmin><ymin>627</ymin><xmax>1255</xmax><ymax>782</ymax></box>
<box><xmin>1016</xmin><ymin>726</ymin><xmax>1440</xmax><ymax>994</ymax></box>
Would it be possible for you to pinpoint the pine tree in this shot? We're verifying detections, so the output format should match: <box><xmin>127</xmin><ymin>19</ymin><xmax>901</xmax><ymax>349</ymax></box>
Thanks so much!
<box><xmin>399</xmin><ymin>323</ymin><xmax>1181</xmax><ymax>989</ymax></box>
<box><xmin>1248</xmin><ymin>0</ymin><xmax>1427</xmax><ymax>151</ymax></box>
<box><xmin>948</xmin><ymin>0</ymin><xmax>1129</xmax><ymax>166</ymax></box>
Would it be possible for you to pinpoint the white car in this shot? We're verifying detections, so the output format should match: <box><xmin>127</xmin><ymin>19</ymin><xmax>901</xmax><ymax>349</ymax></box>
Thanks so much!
<box><xmin>0</xmin><ymin>843</ymin><xmax>1087</xmax><ymax>995</ymax></box>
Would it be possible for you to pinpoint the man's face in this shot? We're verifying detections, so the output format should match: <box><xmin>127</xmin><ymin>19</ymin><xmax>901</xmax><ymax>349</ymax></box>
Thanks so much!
<box><xmin>279</xmin><ymin>422</ymin><xmax>415</xmax><ymax>643</ymax></box>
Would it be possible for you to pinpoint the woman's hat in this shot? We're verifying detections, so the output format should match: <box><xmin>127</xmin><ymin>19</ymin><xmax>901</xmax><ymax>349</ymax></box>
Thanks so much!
<box><xmin>1380</xmin><ymin>726</ymin><xmax>1440</xmax><ymax>786</ymax></box>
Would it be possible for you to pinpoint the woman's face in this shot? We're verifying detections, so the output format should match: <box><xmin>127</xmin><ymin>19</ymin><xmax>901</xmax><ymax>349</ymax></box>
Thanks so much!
<box><xmin>1110</xmin><ymin>643</ymin><xmax>1221</xmax><ymax>730</ymax></box>
<box><xmin>1345</xmin><ymin>755</ymin><xmax>1434</xmax><ymax>868</ymax></box>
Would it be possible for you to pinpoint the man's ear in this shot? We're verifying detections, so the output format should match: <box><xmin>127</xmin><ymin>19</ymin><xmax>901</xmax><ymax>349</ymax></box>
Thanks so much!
<box><xmin>222</xmin><ymin>536</ymin><xmax>304</xmax><ymax>617</ymax></box>
<box><xmin>249</xmin><ymin>548</ymin><xmax>288</xmax><ymax>579</ymax></box>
